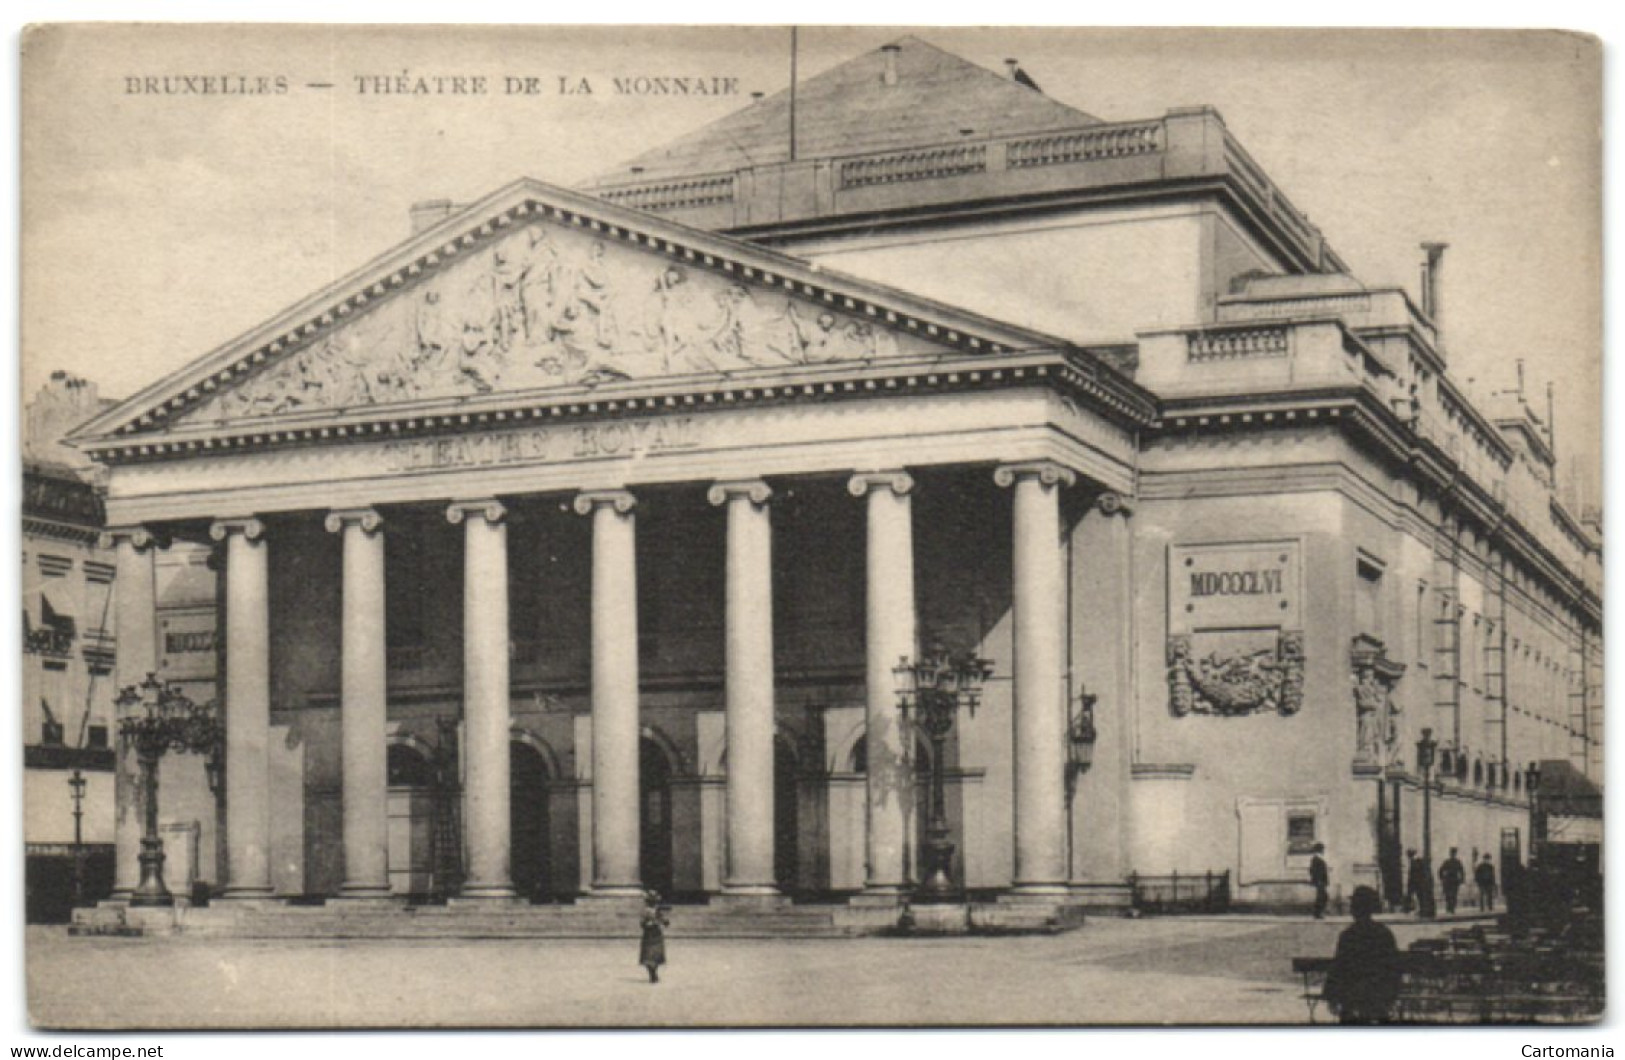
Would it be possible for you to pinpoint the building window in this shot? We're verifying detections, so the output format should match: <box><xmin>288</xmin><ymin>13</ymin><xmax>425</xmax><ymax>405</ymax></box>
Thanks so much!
<box><xmin>1355</xmin><ymin>556</ymin><xmax>1384</xmax><ymax>641</ymax></box>
<box><xmin>87</xmin><ymin>724</ymin><xmax>109</xmax><ymax>749</ymax></box>
<box><xmin>40</xmin><ymin>715</ymin><xmax>64</xmax><ymax>746</ymax></box>
<box><xmin>1286</xmin><ymin>812</ymin><xmax>1317</xmax><ymax>855</ymax></box>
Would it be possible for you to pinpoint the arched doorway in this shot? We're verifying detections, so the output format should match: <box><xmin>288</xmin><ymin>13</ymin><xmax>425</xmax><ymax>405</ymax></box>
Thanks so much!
<box><xmin>774</xmin><ymin>738</ymin><xmax>800</xmax><ymax>891</ymax></box>
<box><xmin>510</xmin><ymin>741</ymin><xmax>551</xmax><ymax>902</ymax></box>
<box><xmin>640</xmin><ymin>737</ymin><xmax>674</xmax><ymax>897</ymax></box>
<box><xmin>386</xmin><ymin>742</ymin><xmax>436</xmax><ymax>897</ymax></box>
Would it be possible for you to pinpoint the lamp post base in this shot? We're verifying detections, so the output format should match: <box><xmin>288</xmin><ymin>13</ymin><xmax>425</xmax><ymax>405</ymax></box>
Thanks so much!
<box><xmin>130</xmin><ymin>838</ymin><xmax>173</xmax><ymax>908</ymax></box>
<box><xmin>914</xmin><ymin>825</ymin><xmax>961</xmax><ymax>904</ymax></box>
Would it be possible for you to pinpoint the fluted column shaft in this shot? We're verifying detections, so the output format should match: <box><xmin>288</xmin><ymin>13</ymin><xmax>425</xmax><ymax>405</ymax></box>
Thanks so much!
<box><xmin>574</xmin><ymin>490</ymin><xmax>642</xmax><ymax>897</ymax></box>
<box><xmin>106</xmin><ymin>527</ymin><xmax>160</xmax><ymax>899</ymax></box>
<box><xmin>211</xmin><ymin>517</ymin><xmax>274</xmax><ymax>898</ymax></box>
<box><xmin>849</xmin><ymin>471</ymin><xmax>916</xmax><ymax>894</ymax></box>
<box><xmin>448</xmin><ymin>500</ymin><xmax>514</xmax><ymax>899</ymax></box>
<box><xmin>710</xmin><ymin>480</ymin><xmax>778</xmax><ymax>896</ymax></box>
<box><xmin>996</xmin><ymin>462</ymin><xmax>1075</xmax><ymax>894</ymax></box>
<box><xmin>328</xmin><ymin>508</ymin><xmax>390</xmax><ymax>898</ymax></box>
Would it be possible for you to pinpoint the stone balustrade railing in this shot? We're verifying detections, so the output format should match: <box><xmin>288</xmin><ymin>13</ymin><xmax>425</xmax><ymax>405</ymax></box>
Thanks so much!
<box><xmin>1006</xmin><ymin>121</ymin><xmax>1164</xmax><ymax>169</ymax></box>
<box><xmin>839</xmin><ymin>143</ymin><xmax>988</xmax><ymax>189</ymax></box>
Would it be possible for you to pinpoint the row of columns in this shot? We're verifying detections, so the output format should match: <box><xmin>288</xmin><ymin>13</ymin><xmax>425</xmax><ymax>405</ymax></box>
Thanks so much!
<box><xmin>108</xmin><ymin>460</ymin><xmax>1078</xmax><ymax>902</ymax></box>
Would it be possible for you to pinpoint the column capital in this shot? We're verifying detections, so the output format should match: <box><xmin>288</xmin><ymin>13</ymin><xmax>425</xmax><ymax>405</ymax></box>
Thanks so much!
<box><xmin>209</xmin><ymin>516</ymin><xmax>266</xmax><ymax>543</ymax></box>
<box><xmin>446</xmin><ymin>499</ymin><xmax>507</xmax><ymax>526</ymax></box>
<box><xmin>1094</xmin><ymin>491</ymin><xmax>1135</xmax><ymax>517</ymax></box>
<box><xmin>325</xmin><ymin>507</ymin><xmax>384</xmax><ymax>535</ymax></box>
<box><xmin>993</xmin><ymin>461</ymin><xmax>1077</xmax><ymax>490</ymax></box>
<box><xmin>572</xmin><ymin>489</ymin><xmax>637</xmax><ymax>517</ymax></box>
<box><xmin>100</xmin><ymin>524</ymin><xmax>162</xmax><ymax>552</ymax></box>
<box><xmin>707</xmin><ymin>479</ymin><xmax>772</xmax><ymax>507</ymax></box>
<box><xmin>847</xmin><ymin>470</ymin><xmax>914</xmax><ymax>499</ymax></box>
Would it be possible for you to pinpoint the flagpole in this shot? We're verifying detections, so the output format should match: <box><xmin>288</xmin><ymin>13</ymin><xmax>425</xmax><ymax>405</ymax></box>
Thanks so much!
<box><xmin>789</xmin><ymin>26</ymin><xmax>798</xmax><ymax>162</ymax></box>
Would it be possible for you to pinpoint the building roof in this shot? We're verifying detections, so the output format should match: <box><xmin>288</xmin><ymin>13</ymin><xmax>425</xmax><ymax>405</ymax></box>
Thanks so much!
<box><xmin>598</xmin><ymin>36</ymin><xmax>1102</xmax><ymax>185</ymax></box>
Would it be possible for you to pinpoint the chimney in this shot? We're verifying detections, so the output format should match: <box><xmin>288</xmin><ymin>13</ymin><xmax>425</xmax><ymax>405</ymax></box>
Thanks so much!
<box><xmin>881</xmin><ymin>44</ymin><xmax>900</xmax><ymax>86</ymax></box>
<box><xmin>410</xmin><ymin>199</ymin><xmax>457</xmax><ymax>235</ymax></box>
<box><xmin>1005</xmin><ymin>58</ymin><xmax>1019</xmax><ymax>79</ymax></box>
<box><xmin>1420</xmin><ymin>242</ymin><xmax>1448</xmax><ymax>330</ymax></box>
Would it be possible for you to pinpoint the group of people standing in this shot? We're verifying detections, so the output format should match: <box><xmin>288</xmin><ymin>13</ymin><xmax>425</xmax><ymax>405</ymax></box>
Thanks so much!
<box><xmin>1309</xmin><ymin>843</ymin><xmax>1499</xmax><ymax>921</ymax></box>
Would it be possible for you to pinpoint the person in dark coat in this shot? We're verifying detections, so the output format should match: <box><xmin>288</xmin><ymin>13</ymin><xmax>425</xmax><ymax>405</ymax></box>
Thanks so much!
<box><xmin>1308</xmin><ymin>843</ymin><xmax>1330</xmax><ymax>919</ymax></box>
<box><xmin>1407</xmin><ymin>850</ymin><xmax>1436</xmax><ymax>919</ymax></box>
<box><xmin>1438</xmin><ymin>848</ymin><xmax>1465</xmax><ymax>915</ymax></box>
<box><xmin>640</xmin><ymin>890</ymin><xmax>670</xmax><ymax>983</ymax></box>
<box><xmin>1323</xmin><ymin>885</ymin><xmax>1402</xmax><ymax>1024</ymax></box>
<box><xmin>1474</xmin><ymin>854</ymin><xmax>1497</xmax><ymax>911</ymax></box>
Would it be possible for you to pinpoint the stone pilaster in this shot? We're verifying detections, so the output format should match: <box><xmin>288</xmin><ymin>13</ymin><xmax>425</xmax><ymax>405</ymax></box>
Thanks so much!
<box><xmin>325</xmin><ymin>508</ymin><xmax>391</xmax><ymax>899</ymax></box>
<box><xmin>447</xmin><ymin>499</ymin><xmax>515</xmax><ymax>899</ymax></box>
<box><xmin>708</xmin><ymin>479</ymin><xmax>780</xmax><ymax>898</ymax></box>
<box><xmin>848</xmin><ymin>470</ymin><xmax>917</xmax><ymax>897</ymax></box>
<box><xmin>209</xmin><ymin>517</ymin><xmax>274</xmax><ymax>899</ymax></box>
<box><xmin>573</xmin><ymin>489</ymin><xmax>643</xmax><ymax>898</ymax></box>
<box><xmin>994</xmin><ymin>462</ymin><xmax>1076</xmax><ymax>895</ymax></box>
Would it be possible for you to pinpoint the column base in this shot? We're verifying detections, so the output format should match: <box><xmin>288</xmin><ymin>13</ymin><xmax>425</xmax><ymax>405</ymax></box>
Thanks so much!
<box><xmin>1004</xmin><ymin>883</ymin><xmax>1073</xmax><ymax>900</ymax></box>
<box><xmin>455</xmin><ymin>884</ymin><xmax>519</xmax><ymax>900</ymax></box>
<box><xmin>337</xmin><ymin>883</ymin><xmax>394</xmax><ymax>900</ymax></box>
<box><xmin>715</xmin><ymin>887</ymin><xmax>789</xmax><ymax>908</ymax></box>
<box><xmin>851</xmin><ymin>884</ymin><xmax>911</xmax><ymax>907</ymax></box>
<box><xmin>216</xmin><ymin>886</ymin><xmax>278</xmax><ymax>903</ymax></box>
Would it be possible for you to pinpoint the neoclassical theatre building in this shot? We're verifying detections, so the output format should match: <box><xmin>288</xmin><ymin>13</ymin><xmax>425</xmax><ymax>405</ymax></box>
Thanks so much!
<box><xmin>72</xmin><ymin>38</ymin><xmax>1601</xmax><ymax>915</ymax></box>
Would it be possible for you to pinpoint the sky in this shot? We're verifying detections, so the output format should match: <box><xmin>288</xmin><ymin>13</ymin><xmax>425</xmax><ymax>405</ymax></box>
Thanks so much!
<box><xmin>20</xmin><ymin>25</ymin><xmax>1602</xmax><ymax>492</ymax></box>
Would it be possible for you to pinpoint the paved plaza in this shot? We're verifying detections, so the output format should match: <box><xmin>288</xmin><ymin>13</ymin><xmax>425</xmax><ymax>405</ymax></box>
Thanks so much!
<box><xmin>26</xmin><ymin>917</ymin><xmax>1470</xmax><ymax>1029</ymax></box>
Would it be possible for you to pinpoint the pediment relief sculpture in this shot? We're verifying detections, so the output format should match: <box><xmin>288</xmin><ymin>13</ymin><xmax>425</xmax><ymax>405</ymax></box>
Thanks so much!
<box><xmin>185</xmin><ymin>219</ymin><xmax>925</xmax><ymax>424</ymax></box>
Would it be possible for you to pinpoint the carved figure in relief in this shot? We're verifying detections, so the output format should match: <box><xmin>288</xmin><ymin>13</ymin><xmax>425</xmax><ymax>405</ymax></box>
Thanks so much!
<box><xmin>1354</xmin><ymin>669</ymin><xmax>1387</xmax><ymax>760</ymax></box>
<box><xmin>187</xmin><ymin>219</ymin><xmax>922</xmax><ymax>422</ymax></box>
<box><xmin>1167</xmin><ymin>629</ymin><xmax>1305</xmax><ymax>717</ymax></box>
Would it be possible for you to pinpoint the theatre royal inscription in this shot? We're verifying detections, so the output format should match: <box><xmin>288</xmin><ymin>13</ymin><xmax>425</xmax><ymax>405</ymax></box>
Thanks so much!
<box><xmin>380</xmin><ymin>415</ymin><xmax>701</xmax><ymax>472</ymax></box>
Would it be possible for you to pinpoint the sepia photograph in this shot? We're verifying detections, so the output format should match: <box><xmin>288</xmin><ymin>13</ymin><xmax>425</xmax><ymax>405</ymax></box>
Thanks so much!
<box><xmin>15</xmin><ymin>21</ymin><xmax>1605</xmax><ymax>1033</ymax></box>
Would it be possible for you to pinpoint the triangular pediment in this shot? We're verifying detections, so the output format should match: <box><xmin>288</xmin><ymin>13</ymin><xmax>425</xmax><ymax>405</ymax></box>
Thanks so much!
<box><xmin>71</xmin><ymin>178</ymin><xmax>1067</xmax><ymax>446</ymax></box>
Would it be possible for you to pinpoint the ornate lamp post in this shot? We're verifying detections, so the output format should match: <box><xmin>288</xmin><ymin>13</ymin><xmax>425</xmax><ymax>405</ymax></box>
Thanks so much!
<box><xmin>67</xmin><ymin>770</ymin><xmax>87</xmax><ymax>908</ymax></box>
<box><xmin>115</xmin><ymin>674</ymin><xmax>223</xmax><ymax>908</ymax></box>
<box><xmin>1526</xmin><ymin>760</ymin><xmax>1542</xmax><ymax>866</ymax></box>
<box><xmin>893</xmin><ymin>643</ymin><xmax>993</xmax><ymax>903</ymax></box>
<box><xmin>1416</xmin><ymin>727</ymin><xmax>1438</xmax><ymax>900</ymax></box>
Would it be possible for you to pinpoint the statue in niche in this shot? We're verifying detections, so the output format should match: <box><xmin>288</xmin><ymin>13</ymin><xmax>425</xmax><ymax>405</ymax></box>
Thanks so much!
<box><xmin>1350</xmin><ymin>635</ymin><xmax>1406</xmax><ymax>765</ymax></box>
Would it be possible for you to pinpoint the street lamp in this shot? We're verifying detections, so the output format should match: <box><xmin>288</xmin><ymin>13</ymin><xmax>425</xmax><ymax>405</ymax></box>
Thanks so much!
<box><xmin>1066</xmin><ymin>690</ymin><xmax>1099</xmax><ymax>798</ymax></box>
<box><xmin>1416</xmin><ymin>727</ymin><xmax>1438</xmax><ymax>917</ymax></box>
<box><xmin>893</xmin><ymin>643</ymin><xmax>993</xmax><ymax>903</ymax></box>
<box><xmin>1526</xmin><ymin>760</ymin><xmax>1542</xmax><ymax>866</ymax></box>
<box><xmin>67</xmin><ymin>770</ymin><xmax>87</xmax><ymax>908</ymax></box>
<box><xmin>115</xmin><ymin>674</ymin><xmax>223</xmax><ymax>908</ymax></box>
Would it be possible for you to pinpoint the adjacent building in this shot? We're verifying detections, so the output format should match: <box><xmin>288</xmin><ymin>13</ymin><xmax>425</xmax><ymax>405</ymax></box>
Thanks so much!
<box><xmin>66</xmin><ymin>38</ymin><xmax>1601</xmax><ymax>916</ymax></box>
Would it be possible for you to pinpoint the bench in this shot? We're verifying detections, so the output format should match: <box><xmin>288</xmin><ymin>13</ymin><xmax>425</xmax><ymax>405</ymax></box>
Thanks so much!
<box><xmin>1294</xmin><ymin>950</ymin><xmax>1603</xmax><ymax>1024</ymax></box>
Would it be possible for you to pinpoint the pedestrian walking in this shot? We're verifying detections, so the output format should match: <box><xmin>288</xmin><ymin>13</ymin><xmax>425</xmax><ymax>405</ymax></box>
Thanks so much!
<box><xmin>1407</xmin><ymin>849</ymin><xmax>1436</xmax><ymax>919</ymax></box>
<box><xmin>1308</xmin><ymin>843</ymin><xmax>1330</xmax><ymax>919</ymax></box>
<box><xmin>1323</xmin><ymin>885</ymin><xmax>1402</xmax><ymax>1024</ymax></box>
<box><xmin>1474</xmin><ymin>854</ymin><xmax>1497</xmax><ymax>911</ymax></box>
<box><xmin>1439</xmin><ymin>848</ymin><xmax>1465</xmax><ymax>915</ymax></box>
<box><xmin>640</xmin><ymin>890</ymin><xmax>670</xmax><ymax>984</ymax></box>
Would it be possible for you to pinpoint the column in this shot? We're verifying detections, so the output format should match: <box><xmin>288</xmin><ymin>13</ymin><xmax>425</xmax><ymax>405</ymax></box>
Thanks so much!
<box><xmin>447</xmin><ymin>499</ymin><xmax>515</xmax><ymax>899</ymax></box>
<box><xmin>104</xmin><ymin>526</ymin><xmax>160</xmax><ymax>900</ymax></box>
<box><xmin>848</xmin><ymin>470</ymin><xmax>916</xmax><ymax>896</ymax></box>
<box><xmin>325</xmin><ymin>508</ymin><xmax>390</xmax><ymax>898</ymax></box>
<box><xmin>572</xmin><ymin>490</ymin><xmax>642</xmax><ymax>897</ymax></box>
<box><xmin>209</xmin><ymin>517</ymin><xmax>274</xmax><ymax>899</ymax></box>
<box><xmin>708</xmin><ymin>479</ymin><xmax>779</xmax><ymax>898</ymax></box>
<box><xmin>994</xmin><ymin>461</ymin><xmax>1075</xmax><ymax>895</ymax></box>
